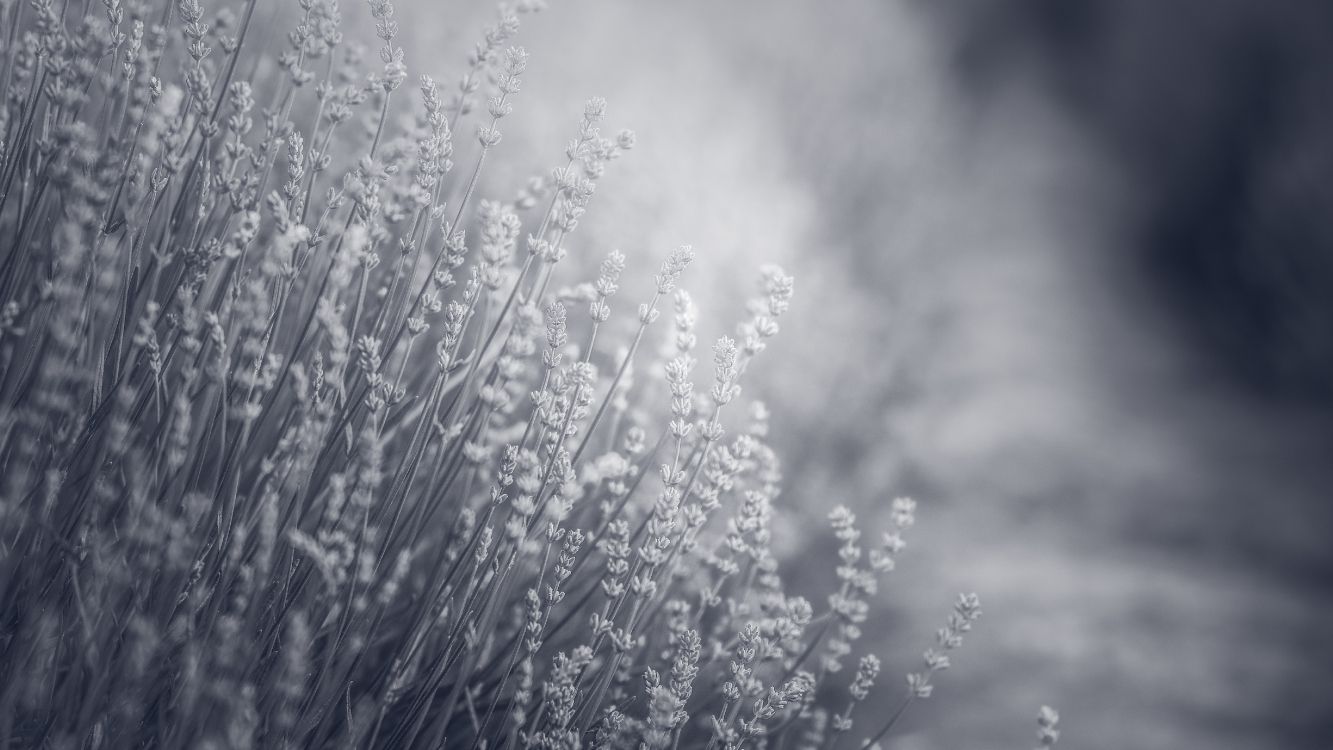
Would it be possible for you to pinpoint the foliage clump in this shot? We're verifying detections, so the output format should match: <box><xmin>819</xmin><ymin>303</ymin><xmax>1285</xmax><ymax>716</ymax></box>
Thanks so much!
<box><xmin>0</xmin><ymin>1</ymin><xmax>1036</xmax><ymax>747</ymax></box>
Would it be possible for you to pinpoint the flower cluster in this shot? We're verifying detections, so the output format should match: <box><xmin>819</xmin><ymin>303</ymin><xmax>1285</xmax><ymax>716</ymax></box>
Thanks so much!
<box><xmin>0</xmin><ymin>2</ymin><xmax>1042</xmax><ymax>749</ymax></box>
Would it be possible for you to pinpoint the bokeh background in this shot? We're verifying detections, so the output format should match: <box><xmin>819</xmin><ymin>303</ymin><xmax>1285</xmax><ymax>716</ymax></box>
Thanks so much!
<box><xmin>379</xmin><ymin>1</ymin><xmax>1333</xmax><ymax>747</ymax></box>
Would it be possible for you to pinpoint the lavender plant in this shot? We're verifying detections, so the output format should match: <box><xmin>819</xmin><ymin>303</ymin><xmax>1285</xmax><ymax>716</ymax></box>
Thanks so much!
<box><xmin>0</xmin><ymin>1</ymin><xmax>1051</xmax><ymax>747</ymax></box>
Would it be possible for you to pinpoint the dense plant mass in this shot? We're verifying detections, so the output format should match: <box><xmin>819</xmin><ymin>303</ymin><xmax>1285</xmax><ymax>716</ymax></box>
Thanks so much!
<box><xmin>0</xmin><ymin>0</ymin><xmax>1051</xmax><ymax>748</ymax></box>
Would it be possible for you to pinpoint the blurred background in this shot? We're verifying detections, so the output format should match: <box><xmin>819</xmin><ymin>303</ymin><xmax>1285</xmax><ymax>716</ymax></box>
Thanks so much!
<box><xmin>388</xmin><ymin>1</ymin><xmax>1333</xmax><ymax>747</ymax></box>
